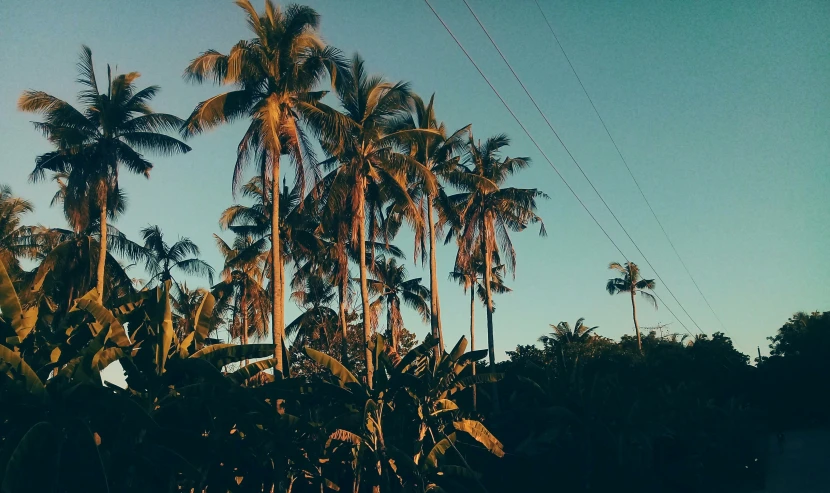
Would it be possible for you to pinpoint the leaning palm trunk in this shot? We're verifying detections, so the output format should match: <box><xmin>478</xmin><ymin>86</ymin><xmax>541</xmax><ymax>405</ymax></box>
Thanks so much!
<box><xmin>96</xmin><ymin>186</ymin><xmax>108</xmax><ymax>303</ymax></box>
<box><xmin>482</xmin><ymin>218</ymin><xmax>499</xmax><ymax>412</ymax></box>
<box><xmin>427</xmin><ymin>196</ymin><xmax>444</xmax><ymax>355</ymax></box>
<box><xmin>357</xmin><ymin>183</ymin><xmax>374</xmax><ymax>388</ymax></box>
<box><xmin>270</xmin><ymin>158</ymin><xmax>283</xmax><ymax>374</ymax></box>
<box><xmin>470</xmin><ymin>284</ymin><xmax>477</xmax><ymax>410</ymax></box>
<box><xmin>631</xmin><ymin>289</ymin><xmax>642</xmax><ymax>352</ymax></box>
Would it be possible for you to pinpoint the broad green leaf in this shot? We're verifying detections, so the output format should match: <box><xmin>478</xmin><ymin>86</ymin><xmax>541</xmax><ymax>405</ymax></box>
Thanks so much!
<box><xmin>447</xmin><ymin>336</ymin><xmax>468</xmax><ymax>364</ymax></box>
<box><xmin>452</xmin><ymin>420</ymin><xmax>504</xmax><ymax>457</ymax></box>
<box><xmin>448</xmin><ymin>373</ymin><xmax>504</xmax><ymax>395</ymax></box>
<box><xmin>157</xmin><ymin>283</ymin><xmax>175</xmax><ymax>374</ymax></box>
<box><xmin>166</xmin><ymin>357</ymin><xmax>225</xmax><ymax>382</ymax></box>
<box><xmin>191</xmin><ymin>343</ymin><xmax>276</xmax><ymax>369</ymax></box>
<box><xmin>1</xmin><ymin>422</ymin><xmax>61</xmax><ymax>493</ymax></box>
<box><xmin>304</xmin><ymin>347</ymin><xmax>358</xmax><ymax>388</ymax></box>
<box><xmin>396</xmin><ymin>333</ymin><xmax>438</xmax><ymax>374</ymax></box>
<box><xmin>229</xmin><ymin>357</ymin><xmax>279</xmax><ymax>384</ymax></box>
<box><xmin>192</xmin><ymin>291</ymin><xmax>215</xmax><ymax>344</ymax></box>
<box><xmin>56</xmin><ymin>324</ymin><xmax>111</xmax><ymax>385</ymax></box>
<box><xmin>92</xmin><ymin>347</ymin><xmax>125</xmax><ymax>372</ymax></box>
<box><xmin>456</xmin><ymin>349</ymin><xmax>488</xmax><ymax>366</ymax></box>
<box><xmin>178</xmin><ymin>331</ymin><xmax>196</xmax><ymax>358</ymax></box>
<box><xmin>109</xmin><ymin>289</ymin><xmax>152</xmax><ymax>319</ymax></box>
<box><xmin>0</xmin><ymin>345</ymin><xmax>46</xmax><ymax>402</ymax></box>
<box><xmin>431</xmin><ymin>399</ymin><xmax>459</xmax><ymax>416</ymax></box>
<box><xmin>73</xmin><ymin>298</ymin><xmax>131</xmax><ymax>347</ymax></box>
<box><xmin>328</xmin><ymin>429</ymin><xmax>361</xmax><ymax>445</ymax></box>
<box><xmin>0</xmin><ymin>261</ymin><xmax>36</xmax><ymax>343</ymax></box>
<box><xmin>425</xmin><ymin>433</ymin><xmax>456</xmax><ymax>469</ymax></box>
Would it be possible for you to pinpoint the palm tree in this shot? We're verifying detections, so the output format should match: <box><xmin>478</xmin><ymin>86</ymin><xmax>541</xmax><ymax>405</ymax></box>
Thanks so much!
<box><xmin>310</xmin><ymin>54</ymin><xmax>432</xmax><ymax>386</ymax></box>
<box><xmin>182</xmin><ymin>0</ymin><xmax>347</xmax><ymax>373</ymax></box>
<box><xmin>0</xmin><ymin>185</ymin><xmax>38</xmax><ymax>276</ymax></box>
<box><xmin>286</xmin><ymin>273</ymin><xmax>339</xmax><ymax>353</ymax></box>
<box><xmin>212</xmin><ymin>234</ymin><xmax>270</xmax><ymax>348</ymax></box>
<box><xmin>606</xmin><ymin>261</ymin><xmax>657</xmax><ymax>352</ymax></box>
<box><xmin>138</xmin><ymin>225</ymin><xmax>215</xmax><ymax>291</ymax></box>
<box><xmin>539</xmin><ymin>318</ymin><xmax>599</xmax><ymax>373</ymax></box>
<box><xmin>20</xmin><ymin>45</ymin><xmax>190</xmax><ymax>302</ymax></box>
<box><xmin>30</xmin><ymin>222</ymin><xmax>141</xmax><ymax>313</ymax></box>
<box><xmin>444</xmin><ymin>133</ymin><xmax>546</xmax><ymax>409</ymax></box>
<box><xmin>367</xmin><ymin>256</ymin><xmax>430</xmax><ymax>352</ymax></box>
<box><xmin>539</xmin><ymin>318</ymin><xmax>599</xmax><ymax>346</ymax></box>
<box><xmin>450</xmin><ymin>250</ymin><xmax>510</xmax><ymax>410</ymax></box>
<box><xmin>389</xmin><ymin>95</ymin><xmax>469</xmax><ymax>354</ymax></box>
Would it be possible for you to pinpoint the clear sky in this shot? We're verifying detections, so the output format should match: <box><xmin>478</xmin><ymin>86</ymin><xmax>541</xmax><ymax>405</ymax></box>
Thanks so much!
<box><xmin>1</xmin><ymin>0</ymin><xmax>828</xmax><ymax>359</ymax></box>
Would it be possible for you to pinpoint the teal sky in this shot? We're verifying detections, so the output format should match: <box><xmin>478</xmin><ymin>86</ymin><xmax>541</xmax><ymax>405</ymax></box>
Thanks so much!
<box><xmin>1</xmin><ymin>0</ymin><xmax>828</xmax><ymax>359</ymax></box>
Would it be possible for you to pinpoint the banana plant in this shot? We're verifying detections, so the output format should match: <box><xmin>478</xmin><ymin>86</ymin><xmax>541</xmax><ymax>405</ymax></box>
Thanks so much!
<box><xmin>303</xmin><ymin>333</ymin><xmax>505</xmax><ymax>492</ymax></box>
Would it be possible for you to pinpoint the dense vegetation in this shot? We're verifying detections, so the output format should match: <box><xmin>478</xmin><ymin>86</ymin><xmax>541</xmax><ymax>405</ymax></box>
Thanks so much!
<box><xmin>1</xmin><ymin>2</ymin><xmax>826</xmax><ymax>492</ymax></box>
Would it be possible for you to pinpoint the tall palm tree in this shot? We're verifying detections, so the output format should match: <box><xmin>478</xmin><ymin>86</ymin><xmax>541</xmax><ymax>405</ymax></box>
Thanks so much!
<box><xmin>139</xmin><ymin>225</ymin><xmax>215</xmax><ymax>291</ymax></box>
<box><xmin>394</xmin><ymin>94</ymin><xmax>469</xmax><ymax>354</ymax></box>
<box><xmin>606</xmin><ymin>261</ymin><xmax>657</xmax><ymax>352</ymax></box>
<box><xmin>20</xmin><ymin>45</ymin><xmax>190</xmax><ymax>302</ymax></box>
<box><xmin>212</xmin><ymin>234</ymin><xmax>270</xmax><ymax>348</ymax></box>
<box><xmin>0</xmin><ymin>185</ymin><xmax>38</xmax><ymax>276</ymax></box>
<box><xmin>444</xmin><ymin>133</ymin><xmax>546</xmax><ymax>409</ymax></box>
<box><xmin>310</xmin><ymin>54</ymin><xmax>433</xmax><ymax>386</ymax></box>
<box><xmin>450</xmin><ymin>249</ymin><xmax>510</xmax><ymax>410</ymax></box>
<box><xmin>367</xmin><ymin>256</ymin><xmax>430</xmax><ymax>352</ymax></box>
<box><xmin>182</xmin><ymin>0</ymin><xmax>347</xmax><ymax>373</ymax></box>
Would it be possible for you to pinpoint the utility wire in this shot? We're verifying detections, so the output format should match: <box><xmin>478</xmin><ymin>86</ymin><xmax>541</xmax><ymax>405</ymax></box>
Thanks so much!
<box><xmin>532</xmin><ymin>0</ymin><xmax>728</xmax><ymax>335</ymax></box>
<box><xmin>421</xmin><ymin>0</ymin><xmax>695</xmax><ymax>338</ymax></box>
<box><xmin>460</xmin><ymin>0</ymin><xmax>705</xmax><ymax>335</ymax></box>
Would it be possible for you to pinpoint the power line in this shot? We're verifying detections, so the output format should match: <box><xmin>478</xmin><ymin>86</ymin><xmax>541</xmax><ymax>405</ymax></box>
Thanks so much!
<box><xmin>421</xmin><ymin>0</ymin><xmax>695</xmax><ymax>339</ymax></box>
<box><xmin>459</xmin><ymin>0</ymin><xmax>705</xmax><ymax>335</ymax></box>
<box><xmin>532</xmin><ymin>0</ymin><xmax>729</xmax><ymax>335</ymax></box>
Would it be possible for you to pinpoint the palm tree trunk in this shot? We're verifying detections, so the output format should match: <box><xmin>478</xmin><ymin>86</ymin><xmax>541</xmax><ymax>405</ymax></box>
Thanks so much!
<box><xmin>482</xmin><ymin>221</ymin><xmax>499</xmax><ymax>412</ymax></box>
<box><xmin>271</xmin><ymin>158</ymin><xmax>283</xmax><ymax>374</ymax></box>
<box><xmin>242</xmin><ymin>287</ymin><xmax>249</xmax><ymax>367</ymax></box>
<box><xmin>387</xmin><ymin>298</ymin><xmax>396</xmax><ymax>352</ymax></box>
<box><xmin>277</xmin><ymin>240</ymin><xmax>286</xmax><ymax>376</ymax></box>
<box><xmin>96</xmin><ymin>192</ymin><xmax>108</xmax><ymax>303</ymax></box>
<box><xmin>427</xmin><ymin>196</ymin><xmax>444</xmax><ymax>356</ymax></box>
<box><xmin>631</xmin><ymin>289</ymin><xmax>642</xmax><ymax>353</ymax></box>
<box><xmin>470</xmin><ymin>283</ymin><xmax>477</xmax><ymax>411</ymax></box>
<box><xmin>357</xmin><ymin>183</ymin><xmax>374</xmax><ymax>388</ymax></box>
<box><xmin>338</xmin><ymin>277</ymin><xmax>349</xmax><ymax>366</ymax></box>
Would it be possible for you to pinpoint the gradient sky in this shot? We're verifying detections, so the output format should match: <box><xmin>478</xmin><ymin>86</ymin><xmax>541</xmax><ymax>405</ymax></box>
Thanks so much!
<box><xmin>1</xmin><ymin>0</ymin><xmax>828</xmax><ymax>360</ymax></box>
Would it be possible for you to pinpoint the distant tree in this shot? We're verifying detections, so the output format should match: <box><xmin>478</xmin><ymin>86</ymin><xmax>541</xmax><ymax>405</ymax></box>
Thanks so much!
<box><xmin>212</xmin><ymin>234</ymin><xmax>270</xmax><ymax>346</ymax></box>
<box><xmin>606</xmin><ymin>261</ymin><xmax>657</xmax><ymax>352</ymax></box>
<box><xmin>139</xmin><ymin>225</ymin><xmax>214</xmax><ymax>291</ymax></box>
<box><xmin>0</xmin><ymin>185</ymin><xmax>38</xmax><ymax>277</ymax></box>
<box><xmin>367</xmin><ymin>255</ymin><xmax>429</xmax><ymax>352</ymax></box>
